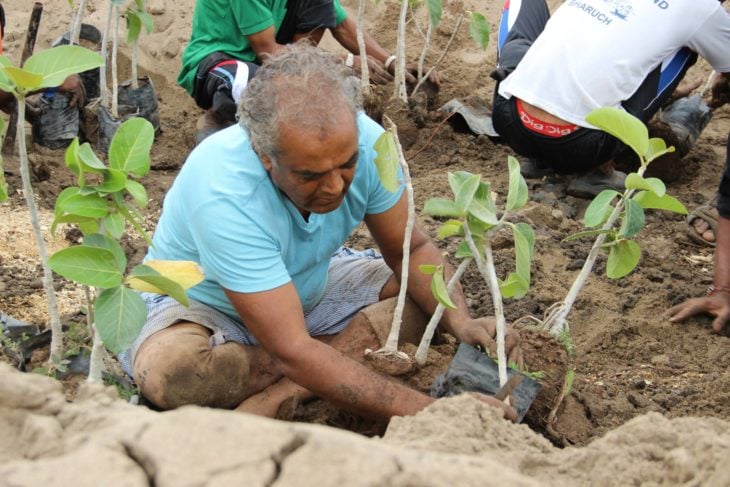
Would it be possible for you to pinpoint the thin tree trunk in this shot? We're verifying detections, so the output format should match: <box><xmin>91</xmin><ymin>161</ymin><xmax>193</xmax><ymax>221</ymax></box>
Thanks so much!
<box><xmin>355</xmin><ymin>0</ymin><xmax>369</xmax><ymax>92</ymax></box>
<box><xmin>131</xmin><ymin>41</ymin><xmax>139</xmax><ymax>89</ymax></box>
<box><xmin>70</xmin><ymin>0</ymin><xmax>87</xmax><ymax>45</ymax></box>
<box><xmin>87</xmin><ymin>324</ymin><xmax>105</xmax><ymax>383</ymax></box>
<box><xmin>393</xmin><ymin>0</ymin><xmax>409</xmax><ymax>102</ymax></box>
<box><xmin>16</xmin><ymin>99</ymin><xmax>64</xmax><ymax>363</ymax></box>
<box><xmin>111</xmin><ymin>5</ymin><xmax>120</xmax><ymax>118</ymax></box>
<box><xmin>100</xmin><ymin>1</ymin><xmax>113</xmax><ymax>108</ymax></box>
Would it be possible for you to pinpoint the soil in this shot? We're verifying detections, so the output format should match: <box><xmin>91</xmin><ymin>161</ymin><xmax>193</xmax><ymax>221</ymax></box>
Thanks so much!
<box><xmin>1</xmin><ymin>0</ymin><xmax>729</xmax><ymax>469</ymax></box>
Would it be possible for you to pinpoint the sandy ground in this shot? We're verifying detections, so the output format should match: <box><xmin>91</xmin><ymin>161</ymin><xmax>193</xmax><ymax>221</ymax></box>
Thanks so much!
<box><xmin>1</xmin><ymin>0</ymin><xmax>729</xmax><ymax>483</ymax></box>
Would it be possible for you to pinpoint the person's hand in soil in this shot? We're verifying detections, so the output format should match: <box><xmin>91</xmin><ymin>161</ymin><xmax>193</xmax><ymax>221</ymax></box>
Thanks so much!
<box><xmin>669</xmin><ymin>77</ymin><xmax>702</xmax><ymax>102</ymax></box>
<box><xmin>709</xmin><ymin>72</ymin><xmax>730</xmax><ymax>110</ymax></box>
<box><xmin>667</xmin><ymin>293</ymin><xmax>730</xmax><ymax>333</ymax></box>
<box><xmin>58</xmin><ymin>74</ymin><xmax>86</xmax><ymax>108</ymax></box>
<box><xmin>469</xmin><ymin>392</ymin><xmax>518</xmax><ymax>422</ymax></box>
<box><xmin>353</xmin><ymin>54</ymin><xmax>394</xmax><ymax>85</ymax></box>
<box><xmin>455</xmin><ymin>317</ymin><xmax>524</xmax><ymax>370</ymax></box>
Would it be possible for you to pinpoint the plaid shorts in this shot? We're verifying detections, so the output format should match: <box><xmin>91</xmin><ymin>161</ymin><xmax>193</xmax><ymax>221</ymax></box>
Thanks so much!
<box><xmin>118</xmin><ymin>247</ymin><xmax>393</xmax><ymax>376</ymax></box>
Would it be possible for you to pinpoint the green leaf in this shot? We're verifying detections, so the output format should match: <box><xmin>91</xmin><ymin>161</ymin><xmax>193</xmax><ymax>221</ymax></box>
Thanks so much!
<box><xmin>64</xmin><ymin>138</ymin><xmax>81</xmax><ymax>176</ymax></box>
<box><xmin>646</xmin><ymin>137</ymin><xmax>675</xmax><ymax>163</ymax></box>
<box><xmin>455</xmin><ymin>173</ymin><xmax>480</xmax><ymax>211</ymax></box>
<box><xmin>84</xmin><ymin>233</ymin><xmax>127</xmax><ymax>273</ymax></box>
<box><xmin>62</xmin><ymin>193</ymin><xmax>110</xmax><ymax>218</ymax></box>
<box><xmin>103</xmin><ymin>212</ymin><xmax>125</xmax><ymax>239</ymax></box>
<box><xmin>419</xmin><ymin>264</ymin><xmax>439</xmax><ymax>275</ymax></box>
<box><xmin>94</xmin><ymin>286</ymin><xmax>147</xmax><ymax>354</ymax></box>
<box><xmin>126</xmin><ymin>264</ymin><xmax>189</xmax><ymax>306</ymax></box>
<box><xmin>2</xmin><ymin>66</ymin><xmax>43</xmax><ymax>91</ymax></box>
<box><xmin>606</xmin><ymin>240</ymin><xmax>641</xmax><ymax>279</ymax></box>
<box><xmin>423</xmin><ymin>198</ymin><xmax>464</xmax><ymax>218</ymax></box>
<box><xmin>97</xmin><ymin>168</ymin><xmax>128</xmax><ymax>193</ymax></box>
<box><xmin>506</xmin><ymin>155</ymin><xmax>528</xmax><ymax>211</ymax></box>
<box><xmin>632</xmin><ymin>191</ymin><xmax>688</xmax><ymax>215</ymax></box>
<box><xmin>51</xmin><ymin>214</ymin><xmax>97</xmax><ymax>235</ymax></box>
<box><xmin>139</xmin><ymin>11</ymin><xmax>154</xmax><ymax>33</ymax></box>
<box><xmin>499</xmin><ymin>272</ymin><xmax>529</xmax><ymax>299</ymax></box>
<box><xmin>109</xmin><ymin>118</ymin><xmax>154</xmax><ymax>177</ymax></box>
<box><xmin>54</xmin><ymin>187</ymin><xmax>81</xmax><ymax>217</ymax></box>
<box><xmin>585</xmin><ymin>107</ymin><xmax>648</xmax><ymax>161</ymax></box>
<box><xmin>373</xmin><ymin>130</ymin><xmax>399</xmax><ymax>192</ymax></box>
<box><xmin>78</xmin><ymin>142</ymin><xmax>107</xmax><ymax>172</ymax></box>
<box><xmin>455</xmin><ymin>241</ymin><xmax>473</xmax><ymax>259</ymax></box>
<box><xmin>512</xmin><ymin>222</ymin><xmax>535</xmax><ymax>286</ymax></box>
<box><xmin>469</xmin><ymin>12</ymin><xmax>490</xmax><ymax>50</ymax></box>
<box><xmin>467</xmin><ymin>198</ymin><xmax>498</xmax><ymax>226</ymax></box>
<box><xmin>436</xmin><ymin>219</ymin><xmax>463</xmax><ymax>239</ymax></box>
<box><xmin>125</xmin><ymin>180</ymin><xmax>148</xmax><ymax>208</ymax></box>
<box><xmin>618</xmin><ymin>199</ymin><xmax>645</xmax><ymax>238</ymax></box>
<box><xmin>23</xmin><ymin>45</ymin><xmax>104</xmax><ymax>90</ymax></box>
<box><xmin>125</xmin><ymin>10</ymin><xmax>142</xmax><ymax>44</ymax></box>
<box><xmin>48</xmin><ymin>246</ymin><xmax>124</xmax><ymax>288</ymax></box>
<box><xmin>425</xmin><ymin>0</ymin><xmax>442</xmax><ymax>26</ymax></box>
<box><xmin>431</xmin><ymin>266</ymin><xmax>456</xmax><ymax>309</ymax></box>
<box><xmin>624</xmin><ymin>173</ymin><xmax>665</xmax><ymax>197</ymax></box>
<box><xmin>448</xmin><ymin>171</ymin><xmax>472</xmax><ymax>196</ymax></box>
<box><xmin>584</xmin><ymin>189</ymin><xmax>620</xmax><ymax>228</ymax></box>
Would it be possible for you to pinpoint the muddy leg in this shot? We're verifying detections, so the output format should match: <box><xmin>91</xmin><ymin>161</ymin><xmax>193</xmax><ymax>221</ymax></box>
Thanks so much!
<box><xmin>133</xmin><ymin>322</ymin><xmax>280</xmax><ymax>410</ymax></box>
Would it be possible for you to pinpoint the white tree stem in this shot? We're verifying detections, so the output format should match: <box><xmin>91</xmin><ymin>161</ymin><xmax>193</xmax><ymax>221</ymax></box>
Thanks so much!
<box><xmin>131</xmin><ymin>41</ymin><xmax>139</xmax><ymax>89</ymax></box>
<box><xmin>87</xmin><ymin>324</ymin><xmax>105</xmax><ymax>383</ymax></box>
<box><xmin>382</xmin><ymin>117</ymin><xmax>415</xmax><ymax>352</ymax></box>
<box><xmin>463</xmin><ymin>225</ymin><xmax>508</xmax><ymax>387</ymax></box>
<box><xmin>393</xmin><ymin>0</ymin><xmax>409</xmax><ymax>102</ymax></box>
<box><xmin>100</xmin><ymin>0</ymin><xmax>113</xmax><ymax>108</ymax></box>
<box><xmin>16</xmin><ymin>100</ymin><xmax>64</xmax><ymax>363</ymax></box>
<box><xmin>414</xmin><ymin>257</ymin><xmax>472</xmax><ymax>365</ymax></box>
<box><xmin>70</xmin><ymin>0</ymin><xmax>87</xmax><ymax>45</ymax></box>
<box><xmin>417</xmin><ymin>20</ymin><xmax>432</xmax><ymax>83</ymax></box>
<box><xmin>412</xmin><ymin>12</ymin><xmax>464</xmax><ymax>97</ymax></box>
<box><xmin>111</xmin><ymin>5</ymin><xmax>120</xmax><ymax>118</ymax></box>
<box><xmin>355</xmin><ymin>0</ymin><xmax>369</xmax><ymax>91</ymax></box>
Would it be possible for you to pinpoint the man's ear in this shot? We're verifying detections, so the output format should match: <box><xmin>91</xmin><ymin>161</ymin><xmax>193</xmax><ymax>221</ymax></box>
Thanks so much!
<box><xmin>255</xmin><ymin>145</ymin><xmax>274</xmax><ymax>172</ymax></box>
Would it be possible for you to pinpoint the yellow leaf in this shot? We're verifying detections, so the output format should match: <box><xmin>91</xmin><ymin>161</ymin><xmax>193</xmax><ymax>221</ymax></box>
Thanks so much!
<box><xmin>128</xmin><ymin>260</ymin><xmax>204</xmax><ymax>292</ymax></box>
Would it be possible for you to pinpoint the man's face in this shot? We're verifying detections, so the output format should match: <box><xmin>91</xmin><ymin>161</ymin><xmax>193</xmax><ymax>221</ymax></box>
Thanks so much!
<box><xmin>261</xmin><ymin>111</ymin><xmax>359</xmax><ymax>215</ymax></box>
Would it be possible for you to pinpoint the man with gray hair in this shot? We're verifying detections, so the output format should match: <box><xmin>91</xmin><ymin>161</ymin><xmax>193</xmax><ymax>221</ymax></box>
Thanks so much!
<box><xmin>121</xmin><ymin>43</ymin><xmax>520</xmax><ymax>421</ymax></box>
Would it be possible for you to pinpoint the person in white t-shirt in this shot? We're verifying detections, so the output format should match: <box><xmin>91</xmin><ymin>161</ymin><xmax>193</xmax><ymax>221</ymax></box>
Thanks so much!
<box><xmin>490</xmin><ymin>0</ymin><xmax>730</xmax><ymax>197</ymax></box>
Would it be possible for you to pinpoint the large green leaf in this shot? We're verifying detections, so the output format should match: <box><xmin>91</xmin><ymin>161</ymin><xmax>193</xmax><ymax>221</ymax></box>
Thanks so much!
<box><xmin>512</xmin><ymin>222</ymin><xmax>535</xmax><ymax>285</ymax></box>
<box><xmin>586</xmin><ymin>108</ymin><xmax>648</xmax><ymax>161</ymax></box>
<box><xmin>584</xmin><ymin>189</ymin><xmax>620</xmax><ymax>228</ymax></box>
<box><xmin>61</xmin><ymin>193</ymin><xmax>109</xmax><ymax>218</ymax></box>
<box><xmin>109</xmin><ymin>118</ymin><xmax>154</xmax><ymax>177</ymax></box>
<box><xmin>23</xmin><ymin>45</ymin><xmax>104</xmax><ymax>90</ymax></box>
<box><xmin>645</xmin><ymin>137</ymin><xmax>675</xmax><ymax>163</ymax></box>
<box><xmin>506</xmin><ymin>155</ymin><xmax>528</xmax><ymax>211</ymax></box>
<box><xmin>95</xmin><ymin>286</ymin><xmax>147</xmax><ymax>354</ymax></box>
<box><xmin>606</xmin><ymin>240</ymin><xmax>641</xmax><ymax>279</ymax></box>
<box><xmin>618</xmin><ymin>199</ymin><xmax>645</xmax><ymax>238</ymax></box>
<box><xmin>0</xmin><ymin>56</ymin><xmax>15</xmax><ymax>93</ymax></box>
<box><xmin>469</xmin><ymin>12</ymin><xmax>490</xmax><ymax>50</ymax></box>
<box><xmin>624</xmin><ymin>173</ymin><xmax>665</xmax><ymax>197</ymax></box>
<box><xmin>425</xmin><ymin>0</ymin><xmax>442</xmax><ymax>26</ymax></box>
<box><xmin>64</xmin><ymin>138</ymin><xmax>82</xmax><ymax>177</ymax></box>
<box><xmin>499</xmin><ymin>272</ymin><xmax>529</xmax><ymax>299</ymax></box>
<box><xmin>48</xmin><ymin>246</ymin><xmax>123</xmax><ymax>288</ymax></box>
<box><xmin>436</xmin><ymin>219</ymin><xmax>463</xmax><ymax>239</ymax></box>
<box><xmin>78</xmin><ymin>142</ymin><xmax>107</xmax><ymax>173</ymax></box>
<box><xmin>632</xmin><ymin>191</ymin><xmax>687</xmax><ymax>214</ymax></box>
<box><xmin>431</xmin><ymin>266</ymin><xmax>456</xmax><ymax>309</ymax></box>
<box><xmin>467</xmin><ymin>198</ymin><xmax>498</xmax><ymax>226</ymax></box>
<box><xmin>84</xmin><ymin>233</ymin><xmax>127</xmax><ymax>273</ymax></box>
<box><xmin>126</xmin><ymin>264</ymin><xmax>189</xmax><ymax>306</ymax></box>
<box><xmin>97</xmin><ymin>168</ymin><xmax>128</xmax><ymax>194</ymax></box>
<box><xmin>455</xmin><ymin>173</ymin><xmax>480</xmax><ymax>211</ymax></box>
<box><xmin>125</xmin><ymin>180</ymin><xmax>148</xmax><ymax>208</ymax></box>
<box><xmin>2</xmin><ymin>66</ymin><xmax>43</xmax><ymax>91</ymax></box>
<box><xmin>51</xmin><ymin>213</ymin><xmax>97</xmax><ymax>236</ymax></box>
<box><xmin>103</xmin><ymin>212</ymin><xmax>125</xmax><ymax>239</ymax></box>
<box><xmin>373</xmin><ymin>130</ymin><xmax>399</xmax><ymax>192</ymax></box>
<box><xmin>423</xmin><ymin>197</ymin><xmax>464</xmax><ymax>218</ymax></box>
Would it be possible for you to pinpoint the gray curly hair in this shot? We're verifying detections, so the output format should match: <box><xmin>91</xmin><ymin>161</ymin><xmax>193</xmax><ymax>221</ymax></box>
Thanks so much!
<box><xmin>238</xmin><ymin>42</ymin><xmax>363</xmax><ymax>160</ymax></box>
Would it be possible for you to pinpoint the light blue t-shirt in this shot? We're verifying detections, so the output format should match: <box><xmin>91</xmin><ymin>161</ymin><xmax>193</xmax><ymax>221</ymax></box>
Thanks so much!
<box><xmin>146</xmin><ymin>112</ymin><xmax>404</xmax><ymax>323</ymax></box>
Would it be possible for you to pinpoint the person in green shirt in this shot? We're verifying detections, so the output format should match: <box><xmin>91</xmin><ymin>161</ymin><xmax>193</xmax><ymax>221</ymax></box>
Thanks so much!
<box><xmin>179</xmin><ymin>0</ymin><xmax>437</xmax><ymax>143</ymax></box>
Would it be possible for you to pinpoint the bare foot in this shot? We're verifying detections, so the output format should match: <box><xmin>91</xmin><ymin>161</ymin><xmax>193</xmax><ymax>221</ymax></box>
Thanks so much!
<box><xmin>236</xmin><ymin>378</ymin><xmax>313</xmax><ymax>418</ymax></box>
<box><xmin>690</xmin><ymin>206</ymin><xmax>718</xmax><ymax>243</ymax></box>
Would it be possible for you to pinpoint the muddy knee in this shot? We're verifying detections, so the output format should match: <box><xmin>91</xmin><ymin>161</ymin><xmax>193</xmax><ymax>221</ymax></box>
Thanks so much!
<box><xmin>133</xmin><ymin>323</ymin><xmax>251</xmax><ymax>410</ymax></box>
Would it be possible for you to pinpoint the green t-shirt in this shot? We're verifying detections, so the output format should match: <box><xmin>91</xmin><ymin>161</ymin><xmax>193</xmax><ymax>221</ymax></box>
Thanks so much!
<box><xmin>178</xmin><ymin>0</ymin><xmax>348</xmax><ymax>95</ymax></box>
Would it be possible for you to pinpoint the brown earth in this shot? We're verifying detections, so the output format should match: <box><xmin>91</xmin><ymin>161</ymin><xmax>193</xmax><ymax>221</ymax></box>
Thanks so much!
<box><xmin>1</xmin><ymin>0</ymin><xmax>729</xmax><ymax>482</ymax></box>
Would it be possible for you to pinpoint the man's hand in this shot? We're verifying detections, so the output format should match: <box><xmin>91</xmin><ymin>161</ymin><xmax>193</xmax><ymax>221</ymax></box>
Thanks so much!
<box><xmin>667</xmin><ymin>294</ymin><xmax>730</xmax><ymax>333</ymax></box>
<box><xmin>470</xmin><ymin>392</ymin><xmax>518</xmax><ymax>422</ymax></box>
<box><xmin>59</xmin><ymin>75</ymin><xmax>86</xmax><ymax>108</ymax></box>
<box><xmin>455</xmin><ymin>317</ymin><xmax>524</xmax><ymax>369</ymax></box>
<box><xmin>352</xmin><ymin>55</ymin><xmax>393</xmax><ymax>85</ymax></box>
<box><xmin>383</xmin><ymin>60</ymin><xmax>441</xmax><ymax>87</ymax></box>
<box><xmin>709</xmin><ymin>72</ymin><xmax>730</xmax><ymax>110</ymax></box>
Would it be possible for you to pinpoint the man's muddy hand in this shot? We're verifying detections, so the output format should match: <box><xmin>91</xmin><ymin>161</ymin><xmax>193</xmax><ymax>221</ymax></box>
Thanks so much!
<box><xmin>708</xmin><ymin>72</ymin><xmax>730</xmax><ymax>110</ymax></box>
<box><xmin>455</xmin><ymin>317</ymin><xmax>524</xmax><ymax>370</ymax></box>
<box><xmin>469</xmin><ymin>392</ymin><xmax>518</xmax><ymax>422</ymax></box>
<box><xmin>354</xmin><ymin>55</ymin><xmax>394</xmax><ymax>85</ymax></box>
<box><xmin>59</xmin><ymin>74</ymin><xmax>86</xmax><ymax>108</ymax></box>
<box><xmin>667</xmin><ymin>294</ymin><xmax>730</xmax><ymax>333</ymax></box>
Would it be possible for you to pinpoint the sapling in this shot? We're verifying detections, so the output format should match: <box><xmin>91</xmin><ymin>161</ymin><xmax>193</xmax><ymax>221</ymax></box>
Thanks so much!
<box><xmin>354</xmin><ymin>0</ymin><xmax>370</xmax><ymax>92</ymax></box>
<box><xmin>69</xmin><ymin>0</ymin><xmax>88</xmax><ymax>46</ymax></box>
<box><xmin>124</xmin><ymin>0</ymin><xmax>154</xmax><ymax>89</ymax></box>
<box><xmin>0</xmin><ymin>45</ymin><xmax>103</xmax><ymax>365</ymax></box>
<box><xmin>366</xmin><ymin>115</ymin><xmax>415</xmax><ymax>365</ymax></box>
<box><xmin>421</xmin><ymin>161</ymin><xmax>535</xmax><ymax>388</ymax></box>
<box><xmin>48</xmin><ymin>118</ymin><xmax>204</xmax><ymax>382</ymax></box>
